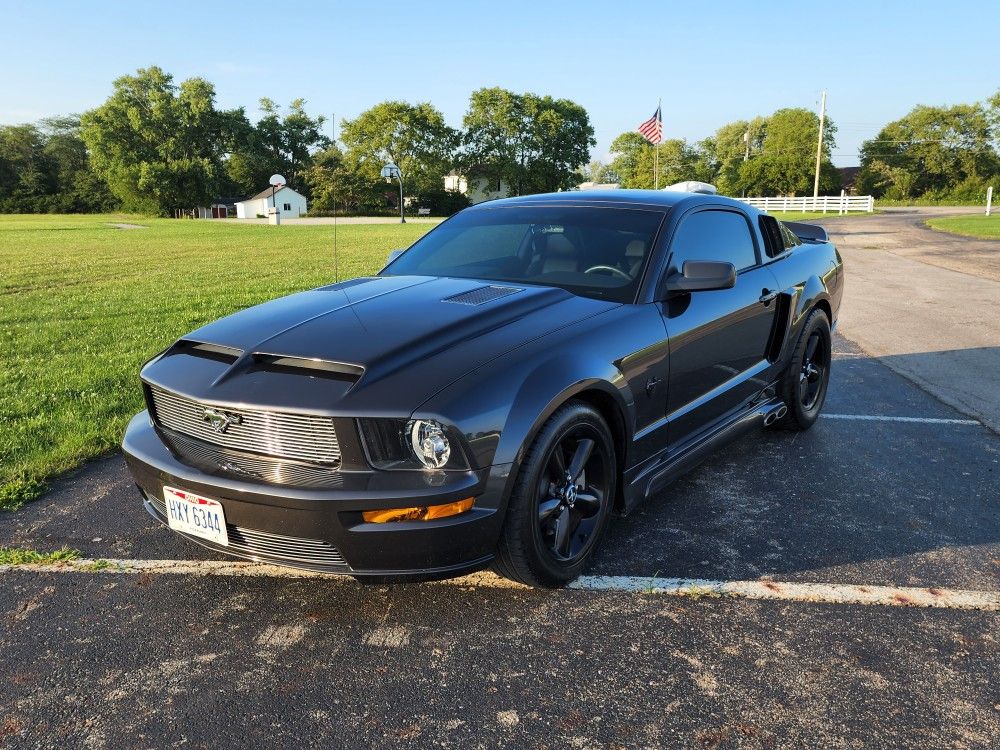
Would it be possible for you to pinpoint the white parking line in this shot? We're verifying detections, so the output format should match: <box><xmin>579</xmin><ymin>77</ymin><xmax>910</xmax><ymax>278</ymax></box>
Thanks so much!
<box><xmin>823</xmin><ymin>414</ymin><xmax>981</xmax><ymax>425</ymax></box>
<box><xmin>3</xmin><ymin>559</ymin><xmax>998</xmax><ymax>611</ymax></box>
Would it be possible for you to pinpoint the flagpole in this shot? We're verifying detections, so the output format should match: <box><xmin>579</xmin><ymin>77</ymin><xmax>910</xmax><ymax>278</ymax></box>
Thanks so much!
<box><xmin>654</xmin><ymin>142</ymin><xmax>658</xmax><ymax>190</ymax></box>
<box><xmin>654</xmin><ymin>98</ymin><xmax>661</xmax><ymax>190</ymax></box>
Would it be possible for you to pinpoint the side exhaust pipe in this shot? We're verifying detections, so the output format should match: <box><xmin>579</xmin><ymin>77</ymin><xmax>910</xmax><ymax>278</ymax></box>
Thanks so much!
<box><xmin>763</xmin><ymin>403</ymin><xmax>788</xmax><ymax>427</ymax></box>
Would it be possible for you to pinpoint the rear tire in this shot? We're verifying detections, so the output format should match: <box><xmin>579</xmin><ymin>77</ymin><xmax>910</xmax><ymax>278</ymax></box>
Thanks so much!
<box><xmin>776</xmin><ymin>308</ymin><xmax>832</xmax><ymax>431</ymax></box>
<box><xmin>494</xmin><ymin>401</ymin><xmax>616</xmax><ymax>588</ymax></box>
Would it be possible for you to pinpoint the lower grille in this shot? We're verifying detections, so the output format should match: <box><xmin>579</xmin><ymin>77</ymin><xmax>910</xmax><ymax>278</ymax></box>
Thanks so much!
<box><xmin>146</xmin><ymin>493</ymin><xmax>348</xmax><ymax>572</ymax></box>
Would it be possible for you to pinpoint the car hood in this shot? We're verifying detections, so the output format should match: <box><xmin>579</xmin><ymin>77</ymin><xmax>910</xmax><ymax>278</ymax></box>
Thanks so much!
<box><xmin>141</xmin><ymin>275</ymin><xmax>618</xmax><ymax>414</ymax></box>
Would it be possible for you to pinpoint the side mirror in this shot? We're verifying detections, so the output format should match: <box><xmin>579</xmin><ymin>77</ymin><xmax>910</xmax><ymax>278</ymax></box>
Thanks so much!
<box><xmin>661</xmin><ymin>260</ymin><xmax>736</xmax><ymax>295</ymax></box>
<box><xmin>386</xmin><ymin>249</ymin><xmax>405</xmax><ymax>264</ymax></box>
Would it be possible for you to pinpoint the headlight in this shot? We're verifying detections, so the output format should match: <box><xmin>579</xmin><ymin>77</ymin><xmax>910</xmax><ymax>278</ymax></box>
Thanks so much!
<box><xmin>358</xmin><ymin>417</ymin><xmax>467</xmax><ymax>471</ymax></box>
<box><xmin>407</xmin><ymin>419</ymin><xmax>450</xmax><ymax>469</ymax></box>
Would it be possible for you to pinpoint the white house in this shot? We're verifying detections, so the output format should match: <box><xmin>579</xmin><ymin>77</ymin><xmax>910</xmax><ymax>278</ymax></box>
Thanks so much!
<box><xmin>234</xmin><ymin>185</ymin><xmax>308</xmax><ymax>219</ymax></box>
<box><xmin>443</xmin><ymin>171</ymin><xmax>511</xmax><ymax>204</ymax></box>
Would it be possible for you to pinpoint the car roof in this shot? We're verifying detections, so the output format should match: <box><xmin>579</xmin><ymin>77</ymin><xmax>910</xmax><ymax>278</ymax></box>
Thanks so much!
<box><xmin>468</xmin><ymin>189</ymin><xmax>761</xmax><ymax>215</ymax></box>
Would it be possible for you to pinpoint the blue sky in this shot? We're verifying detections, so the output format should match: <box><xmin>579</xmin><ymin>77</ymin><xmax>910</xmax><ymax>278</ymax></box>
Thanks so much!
<box><xmin>1</xmin><ymin>1</ymin><xmax>995</xmax><ymax>166</ymax></box>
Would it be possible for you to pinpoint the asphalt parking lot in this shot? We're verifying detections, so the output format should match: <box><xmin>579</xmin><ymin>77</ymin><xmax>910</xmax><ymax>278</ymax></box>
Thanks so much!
<box><xmin>2</xmin><ymin>210</ymin><xmax>999</xmax><ymax>749</ymax></box>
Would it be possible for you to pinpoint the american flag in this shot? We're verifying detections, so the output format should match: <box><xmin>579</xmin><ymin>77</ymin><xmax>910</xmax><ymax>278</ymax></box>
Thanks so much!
<box><xmin>637</xmin><ymin>106</ymin><xmax>662</xmax><ymax>145</ymax></box>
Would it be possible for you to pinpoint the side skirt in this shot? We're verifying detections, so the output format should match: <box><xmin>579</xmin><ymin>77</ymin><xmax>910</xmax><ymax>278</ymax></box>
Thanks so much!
<box><xmin>620</xmin><ymin>397</ymin><xmax>785</xmax><ymax>514</ymax></box>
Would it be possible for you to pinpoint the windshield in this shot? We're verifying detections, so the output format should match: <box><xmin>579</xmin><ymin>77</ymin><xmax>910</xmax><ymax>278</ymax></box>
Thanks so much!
<box><xmin>381</xmin><ymin>205</ymin><xmax>666</xmax><ymax>302</ymax></box>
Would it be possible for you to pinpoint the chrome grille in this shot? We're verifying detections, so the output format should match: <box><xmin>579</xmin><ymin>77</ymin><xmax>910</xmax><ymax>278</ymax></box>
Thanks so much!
<box><xmin>149</xmin><ymin>386</ymin><xmax>340</xmax><ymax>466</ymax></box>
<box><xmin>160</xmin><ymin>430</ymin><xmax>345</xmax><ymax>488</ymax></box>
<box><xmin>147</xmin><ymin>494</ymin><xmax>348</xmax><ymax>571</ymax></box>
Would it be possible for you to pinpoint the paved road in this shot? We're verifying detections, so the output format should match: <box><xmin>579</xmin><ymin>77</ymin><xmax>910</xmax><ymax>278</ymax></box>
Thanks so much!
<box><xmin>815</xmin><ymin>208</ymin><xmax>1000</xmax><ymax>433</ymax></box>
<box><xmin>3</xmin><ymin>337</ymin><xmax>998</xmax><ymax>749</ymax></box>
<box><xmin>3</xmin><ymin>211</ymin><xmax>1000</xmax><ymax>749</ymax></box>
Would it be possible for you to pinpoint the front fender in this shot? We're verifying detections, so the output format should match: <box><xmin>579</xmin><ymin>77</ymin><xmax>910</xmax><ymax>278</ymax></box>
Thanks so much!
<box><xmin>498</xmin><ymin>356</ymin><xmax>632</xmax><ymax>468</ymax></box>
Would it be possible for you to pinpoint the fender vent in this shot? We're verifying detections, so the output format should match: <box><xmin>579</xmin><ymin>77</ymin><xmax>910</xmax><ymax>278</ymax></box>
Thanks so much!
<box><xmin>443</xmin><ymin>285</ymin><xmax>522</xmax><ymax>305</ymax></box>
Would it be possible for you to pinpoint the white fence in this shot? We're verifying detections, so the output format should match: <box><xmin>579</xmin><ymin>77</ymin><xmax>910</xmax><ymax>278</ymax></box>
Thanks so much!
<box><xmin>743</xmin><ymin>195</ymin><xmax>875</xmax><ymax>214</ymax></box>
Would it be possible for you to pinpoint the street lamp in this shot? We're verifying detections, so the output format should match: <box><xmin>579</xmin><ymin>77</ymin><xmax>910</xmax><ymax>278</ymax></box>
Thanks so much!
<box><xmin>381</xmin><ymin>163</ymin><xmax>405</xmax><ymax>224</ymax></box>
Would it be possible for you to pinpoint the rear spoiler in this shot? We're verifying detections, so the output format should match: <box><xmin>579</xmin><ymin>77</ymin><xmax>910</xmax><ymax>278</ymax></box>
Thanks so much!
<box><xmin>783</xmin><ymin>221</ymin><xmax>829</xmax><ymax>243</ymax></box>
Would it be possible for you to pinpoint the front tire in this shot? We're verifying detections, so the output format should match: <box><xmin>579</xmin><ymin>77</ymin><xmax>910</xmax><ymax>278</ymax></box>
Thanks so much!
<box><xmin>494</xmin><ymin>401</ymin><xmax>616</xmax><ymax>587</ymax></box>
<box><xmin>776</xmin><ymin>308</ymin><xmax>832</xmax><ymax>430</ymax></box>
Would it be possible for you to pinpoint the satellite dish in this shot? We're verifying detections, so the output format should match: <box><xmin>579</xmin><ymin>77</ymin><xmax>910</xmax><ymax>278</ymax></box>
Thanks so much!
<box><xmin>269</xmin><ymin>174</ymin><xmax>286</xmax><ymax>187</ymax></box>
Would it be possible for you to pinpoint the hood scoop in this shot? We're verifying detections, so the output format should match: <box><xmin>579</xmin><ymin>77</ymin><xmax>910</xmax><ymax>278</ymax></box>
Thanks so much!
<box><xmin>442</xmin><ymin>285</ymin><xmax>523</xmax><ymax>306</ymax></box>
<box><xmin>249</xmin><ymin>353</ymin><xmax>364</xmax><ymax>383</ymax></box>
<box><xmin>168</xmin><ymin>339</ymin><xmax>243</xmax><ymax>365</ymax></box>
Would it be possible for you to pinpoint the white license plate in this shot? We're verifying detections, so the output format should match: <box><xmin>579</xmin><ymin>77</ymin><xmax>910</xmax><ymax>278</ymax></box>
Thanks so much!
<box><xmin>163</xmin><ymin>486</ymin><xmax>229</xmax><ymax>546</ymax></box>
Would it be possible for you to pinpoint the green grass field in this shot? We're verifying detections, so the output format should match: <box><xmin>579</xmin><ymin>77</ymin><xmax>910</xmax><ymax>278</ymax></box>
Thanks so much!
<box><xmin>0</xmin><ymin>214</ymin><xmax>434</xmax><ymax>509</ymax></box>
<box><xmin>764</xmin><ymin>211</ymin><xmax>868</xmax><ymax>221</ymax></box>
<box><xmin>925</xmin><ymin>215</ymin><xmax>1000</xmax><ymax>239</ymax></box>
<box><xmin>0</xmin><ymin>208</ymin><xmax>872</xmax><ymax>510</ymax></box>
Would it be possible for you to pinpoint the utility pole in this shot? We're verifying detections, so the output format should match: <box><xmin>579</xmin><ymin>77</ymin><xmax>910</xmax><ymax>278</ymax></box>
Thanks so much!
<box><xmin>813</xmin><ymin>90</ymin><xmax>826</xmax><ymax>199</ymax></box>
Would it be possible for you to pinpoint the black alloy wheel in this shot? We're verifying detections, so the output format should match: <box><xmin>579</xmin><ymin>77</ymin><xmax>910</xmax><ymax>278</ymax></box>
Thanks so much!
<box><xmin>799</xmin><ymin>329</ymin><xmax>828</xmax><ymax>410</ymax></box>
<box><xmin>495</xmin><ymin>401</ymin><xmax>616</xmax><ymax>587</ymax></box>
<box><xmin>536</xmin><ymin>428</ymin><xmax>611</xmax><ymax>562</ymax></box>
<box><xmin>776</xmin><ymin>308</ymin><xmax>832</xmax><ymax>431</ymax></box>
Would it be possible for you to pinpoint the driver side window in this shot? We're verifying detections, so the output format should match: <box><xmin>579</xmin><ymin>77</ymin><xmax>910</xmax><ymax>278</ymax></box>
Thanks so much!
<box><xmin>669</xmin><ymin>210</ymin><xmax>759</xmax><ymax>274</ymax></box>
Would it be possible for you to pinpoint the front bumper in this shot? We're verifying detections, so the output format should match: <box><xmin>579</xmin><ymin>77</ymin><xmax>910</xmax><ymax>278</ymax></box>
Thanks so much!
<box><xmin>122</xmin><ymin>412</ymin><xmax>512</xmax><ymax>578</ymax></box>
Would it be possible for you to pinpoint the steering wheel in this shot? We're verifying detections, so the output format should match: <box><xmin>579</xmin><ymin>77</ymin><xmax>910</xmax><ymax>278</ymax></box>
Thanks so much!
<box><xmin>584</xmin><ymin>265</ymin><xmax>631</xmax><ymax>281</ymax></box>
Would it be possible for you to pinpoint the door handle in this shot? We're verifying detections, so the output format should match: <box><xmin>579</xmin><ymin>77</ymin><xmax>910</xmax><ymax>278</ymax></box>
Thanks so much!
<box><xmin>759</xmin><ymin>289</ymin><xmax>779</xmax><ymax>305</ymax></box>
<box><xmin>645</xmin><ymin>377</ymin><xmax>661</xmax><ymax>398</ymax></box>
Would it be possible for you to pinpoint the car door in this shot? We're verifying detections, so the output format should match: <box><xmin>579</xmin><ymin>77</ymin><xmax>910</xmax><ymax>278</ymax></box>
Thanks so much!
<box><xmin>659</xmin><ymin>207</ymin><xmax>780</xmax><ymax>447</ymax></box>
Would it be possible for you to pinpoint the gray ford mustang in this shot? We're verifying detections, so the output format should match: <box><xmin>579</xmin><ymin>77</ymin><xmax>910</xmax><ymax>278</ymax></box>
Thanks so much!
<box><xmin>122</xmin><ymin>190</ymin><xmax>843</xmax><ymax>587</ymax></box>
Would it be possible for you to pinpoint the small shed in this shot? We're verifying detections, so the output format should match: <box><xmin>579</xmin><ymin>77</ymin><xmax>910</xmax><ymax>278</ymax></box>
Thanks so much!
<box><xmin>235</xmin><ymin>186</ymin><xmax>308</xmax><ymax>219</ymax></box>
<box><xmin>174</xmin><ymin>203</ymin><xmax>231</xmax><ymax>219</ymax></box>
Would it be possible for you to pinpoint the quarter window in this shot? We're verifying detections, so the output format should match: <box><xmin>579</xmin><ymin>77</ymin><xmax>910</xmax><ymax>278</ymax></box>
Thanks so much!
<box><xmin>669</xmin><ymin>210</ymin><xmax>758</xmax><ymax>272</ymax></box>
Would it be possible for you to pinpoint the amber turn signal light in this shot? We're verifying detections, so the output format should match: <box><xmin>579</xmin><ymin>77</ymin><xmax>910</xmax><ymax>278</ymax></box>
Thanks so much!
<box><xmin>362</xmin><ymin>498</ymin><xmax>475</xmax><ymax>523</ymax></box>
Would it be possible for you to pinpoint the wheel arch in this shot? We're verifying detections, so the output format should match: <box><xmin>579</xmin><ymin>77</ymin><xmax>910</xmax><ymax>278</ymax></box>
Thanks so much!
<box><xmin>497</xmin><ymin>374</ymin><xmax>633</xmax><ymax>515</ymax></box>
<box><xmin>813</xmin><ymin>297</ymin><xmax>833</xmax><ymax>325</ymax></box>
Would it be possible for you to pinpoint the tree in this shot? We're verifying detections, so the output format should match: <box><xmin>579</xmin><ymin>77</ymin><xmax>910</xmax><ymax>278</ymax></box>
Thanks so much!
<box><xmin>699</xmin><ymin>117</ymin><xmax>766</xmax><ymax>194</ymax></box>
<box><xmin>579</xmin><ymin>159</ymin><xmax>619</xmax><ymax>184</ymax></box>
<box><xmin>339</xmin><ymin>101</ymin><xmax>456</xmax><ymax>196</ymax></box>
<box><xmin>856</xmin><ymin>101</ymin><xmax>999</xmax><ymax>200</ymax></box>
<box><xmin>736</xmin><ymin>108</ymin><xmax>838</xmax><ymax>196</ymax></box>
<box><xmin>0</xmin><ymin>118</ymin><xmax>114</xmax><ymax>213</ymax></box>
<box><xmin>220</xmin><ymin>98</ymin><xmax>328</xmax><ymax>199</ymax></box>
<box><xmin>80</xmin><ymin>66</ymin><xmax>242</xmax><ymax>214</ymax></box>
<box><xmin>607</xmin><ymin>132</ymin><xmax>649</xmax><ymax>188</ymax></box>
<box><xmin>608</xmin><ymin>133</ymin><xmax>704</xmax><ymax>189</ymax></box>
<box><xmin>0</xmin><ymin>124</ymin><xmax>48</xmax><ymax>211</ymax></box>
<box><xmin>39</xmin><ymin>116</ymin><xmax>115</xmax><ymax>212</ymax></box>
<box><xmin>302</xmin><ymin>144</ymin><xmax>386</xmax><ymax>214</ymax></box>
<box><xmin>461</xmin><ymin>88</ymin><xmax>595</xmax><ymax>195</ymax></box>
<box><xmin>522</xmin><ymin>94</ymin><xmax>595</xmax><ymax>192</ymax></box>
<box><xmin>988</xmin><ymin>88</ymin><xmax>1000</xmax><ymax>151</ymax></box>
